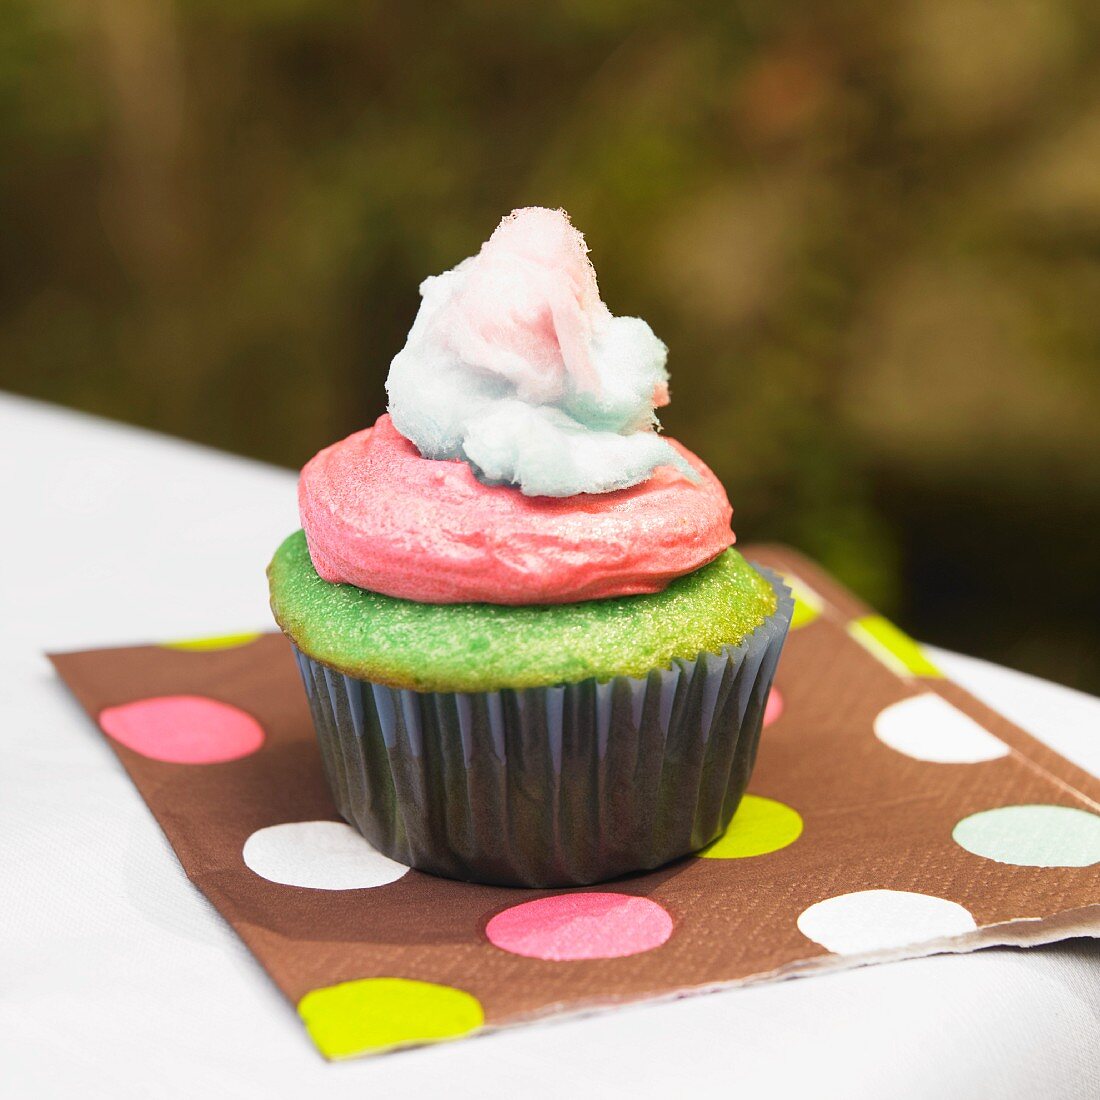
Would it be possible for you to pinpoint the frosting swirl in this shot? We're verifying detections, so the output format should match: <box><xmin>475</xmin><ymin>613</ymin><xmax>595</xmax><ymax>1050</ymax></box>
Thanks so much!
<box><xmin>386</xmin><ymin>206</ymin><xmax>688</xmax><ymax>497</ymax></box>
<box><xmin>299</xmin><ymin>414</ymin><xmax>734</xmax><ymax>605</ymax></box>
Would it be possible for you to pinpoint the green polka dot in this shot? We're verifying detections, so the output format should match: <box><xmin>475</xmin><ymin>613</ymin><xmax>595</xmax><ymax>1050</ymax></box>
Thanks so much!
<box><xmin>298</xmin><ymin>977</ymin><xmax>484</xmax><ymax>1059</ymax></box>
<box><xmin>953</xmin><ymin>805</ymin><xmax>1100</xmax><ymax>867</ymax></box>
<box><xmin>783</xmin><ymin>574</ymin><xmax>824</xmax><ymax>630</ymax></box>
<box><xmin>161</xmin><ymin>632</ymin><xmax>262</xmax><ymax>652</ymax></box>
<box><xmin>848</xmin><ymin>615</ymin><xmax>942</xmax><ymax>678</ymax></box>
<box><xmin>699</xmin><ymin>794</ymin><xmax>804</xmax><ymax>858</ymax></box>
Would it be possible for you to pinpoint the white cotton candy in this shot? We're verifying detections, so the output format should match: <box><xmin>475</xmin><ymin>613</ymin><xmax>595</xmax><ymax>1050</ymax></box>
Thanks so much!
<box><xmin>385</xmin><ymin>206</ymin><xmax>689</xmax><ymax>497</ymax></box>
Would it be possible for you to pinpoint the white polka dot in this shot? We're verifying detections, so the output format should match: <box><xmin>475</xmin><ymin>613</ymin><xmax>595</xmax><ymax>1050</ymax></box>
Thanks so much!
<box><xmin>874</xmin><ymin>693</ymin><xmax>1009</xmax><ymax>764</ymax></box>
<box><xmin>242</xmin><ymin>821</ymin><xmax>409</xmax><ymax>890</ymax></box>
<box><xmin>797</xmin><ymin>889</ymin><xmax>978</xmax><ymax>955</ymax></box>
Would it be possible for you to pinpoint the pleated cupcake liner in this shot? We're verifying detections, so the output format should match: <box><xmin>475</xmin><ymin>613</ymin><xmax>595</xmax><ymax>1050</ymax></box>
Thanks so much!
<box><xmin>291</xmin><ymin>567</ymin><xmax>793</xmax><ymax>888</ymax></box>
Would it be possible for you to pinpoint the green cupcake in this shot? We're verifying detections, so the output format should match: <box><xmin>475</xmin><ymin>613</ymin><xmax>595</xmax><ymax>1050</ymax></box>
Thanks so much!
<box><xmin>270</xmin><ymin>530</ymin><xmax>777</xmax><ymax>692</ymax></box>
<box><xmin>269</xmin><ymin>207</ymin><xmax>793</xmax><ymax>886</ymax></box>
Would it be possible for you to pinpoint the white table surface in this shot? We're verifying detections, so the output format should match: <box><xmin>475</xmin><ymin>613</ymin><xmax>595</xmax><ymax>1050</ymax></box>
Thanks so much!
<box><xmin>2</xmin><ymin>392</ymin><xmax>1098</xmax><ymax>1100</ymax></box>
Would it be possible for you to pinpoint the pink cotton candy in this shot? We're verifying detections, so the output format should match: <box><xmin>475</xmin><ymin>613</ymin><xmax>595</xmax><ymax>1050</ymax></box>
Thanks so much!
<box><xmin>299</xmin><ymin>414</ymin><xmax>734</xmax><ymax>605</ymax></box>
<box><xmin>455</xmin><ymin>206</ymin><xmax>606</xmax><ymax>399</ymax></box>
<box><xmin>385</xmin><ymin>207</ymin><xmax>682</xmax><ymax>497</ymax></box>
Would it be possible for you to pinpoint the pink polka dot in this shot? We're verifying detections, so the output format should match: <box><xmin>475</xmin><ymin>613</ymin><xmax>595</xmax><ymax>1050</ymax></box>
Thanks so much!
<box><xmin>763</xmin><ymin>687</ymin><xmax>784</xmax><ymax>727</ymax></box>
<box><xmin>485</xmin><ymin>892</ymin><xmax>674</xmax><ymax>961</ymax></box>
<box><xmin>99</xmin><ymin>695</ymin><xmax>265</xmax><ymax>764</ymax></box>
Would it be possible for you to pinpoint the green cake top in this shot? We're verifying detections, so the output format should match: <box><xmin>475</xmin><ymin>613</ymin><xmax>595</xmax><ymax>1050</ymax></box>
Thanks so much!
<box><xmin>268</xmin><ymin>530</ymin><xmax>777</xmax><ymax>692</ymax></box>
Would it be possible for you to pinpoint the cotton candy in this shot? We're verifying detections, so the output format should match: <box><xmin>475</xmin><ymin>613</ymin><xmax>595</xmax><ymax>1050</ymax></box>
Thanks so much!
<box><xmin>386</xmin><ymin>207</ymin><xmax>689</xmax><ymax>497</ymax></box>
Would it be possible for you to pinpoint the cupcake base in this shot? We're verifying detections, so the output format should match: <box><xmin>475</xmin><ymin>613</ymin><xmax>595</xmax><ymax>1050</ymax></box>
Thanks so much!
<box><xmin>291</xmin><ymin>568</ymin><xmax>792</xmax><ymax>887</ymax></box>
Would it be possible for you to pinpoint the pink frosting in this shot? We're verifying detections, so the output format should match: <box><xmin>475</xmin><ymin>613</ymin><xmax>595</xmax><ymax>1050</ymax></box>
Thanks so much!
<box><xmin>299</xmin><ymin>414</ymin><xmax>734</xmax><ymax>605</ymax></box>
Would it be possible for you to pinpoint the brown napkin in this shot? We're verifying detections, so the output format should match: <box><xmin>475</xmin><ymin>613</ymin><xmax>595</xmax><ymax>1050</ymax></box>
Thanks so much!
<box><xmin>51</xmin><ymin>545</ymin><xmax>1100</xmax><ymax>1060</ymax></box>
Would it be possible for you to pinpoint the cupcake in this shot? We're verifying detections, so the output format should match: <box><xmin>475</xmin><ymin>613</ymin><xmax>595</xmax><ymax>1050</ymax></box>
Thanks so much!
<box><xmin>268</xmin><ymin>207</ymin><xmax>792</xmax><ymax>887</ymax></box>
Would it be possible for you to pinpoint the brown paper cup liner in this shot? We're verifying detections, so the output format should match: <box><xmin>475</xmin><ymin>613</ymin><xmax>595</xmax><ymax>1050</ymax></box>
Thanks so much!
<box><xmin>290</xmin><ymin>568</ymin><xmax>793</xmax><ymax>887</ymax></box>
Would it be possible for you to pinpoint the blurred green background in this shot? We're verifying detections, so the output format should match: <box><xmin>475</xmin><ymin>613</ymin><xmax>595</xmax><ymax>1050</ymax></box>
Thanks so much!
<box><xmin>2</xmin><ymin>0</ymin><xmax>1098</xmax><ymax>689</ymax></box>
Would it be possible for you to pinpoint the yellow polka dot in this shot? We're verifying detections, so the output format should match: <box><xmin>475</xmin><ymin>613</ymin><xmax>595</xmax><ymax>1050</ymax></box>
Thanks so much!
<box><xmin>161</xmin><ymin>632</ymin><xmax>262</xmax><ymax>652</ymax></box>
<box><xmin>848</xmin><ymin>616</ymin><xmax>942</xmax><ymax>678</ymax></box>
<box><xmin>782</xmin><ymin>574</ymin><xmax>824</xmax><ymax>630</ymax></box>
<box><xmin>298</xmin><ymin>977</ymin><xmax>484</xmax><ymax>1059</ymax></box>
<box><xmin>699</xmin><ymin>794</ymin><xmax>804</xmax><ymax>859</ymax></box>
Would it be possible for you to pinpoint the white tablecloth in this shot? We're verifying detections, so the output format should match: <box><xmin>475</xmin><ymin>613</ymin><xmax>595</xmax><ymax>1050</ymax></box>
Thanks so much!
<box><xmin>3</xmin><ymin>393</ymin><xmax>1098</xmax><ymax>1099</ymax></box>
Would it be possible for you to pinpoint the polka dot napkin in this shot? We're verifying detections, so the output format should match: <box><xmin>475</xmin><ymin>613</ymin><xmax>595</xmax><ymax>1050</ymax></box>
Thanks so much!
<box><xmin>50</xmin><ymin>546</ymin><xmax>1100</xmax><ymax>1061</ymax></box>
